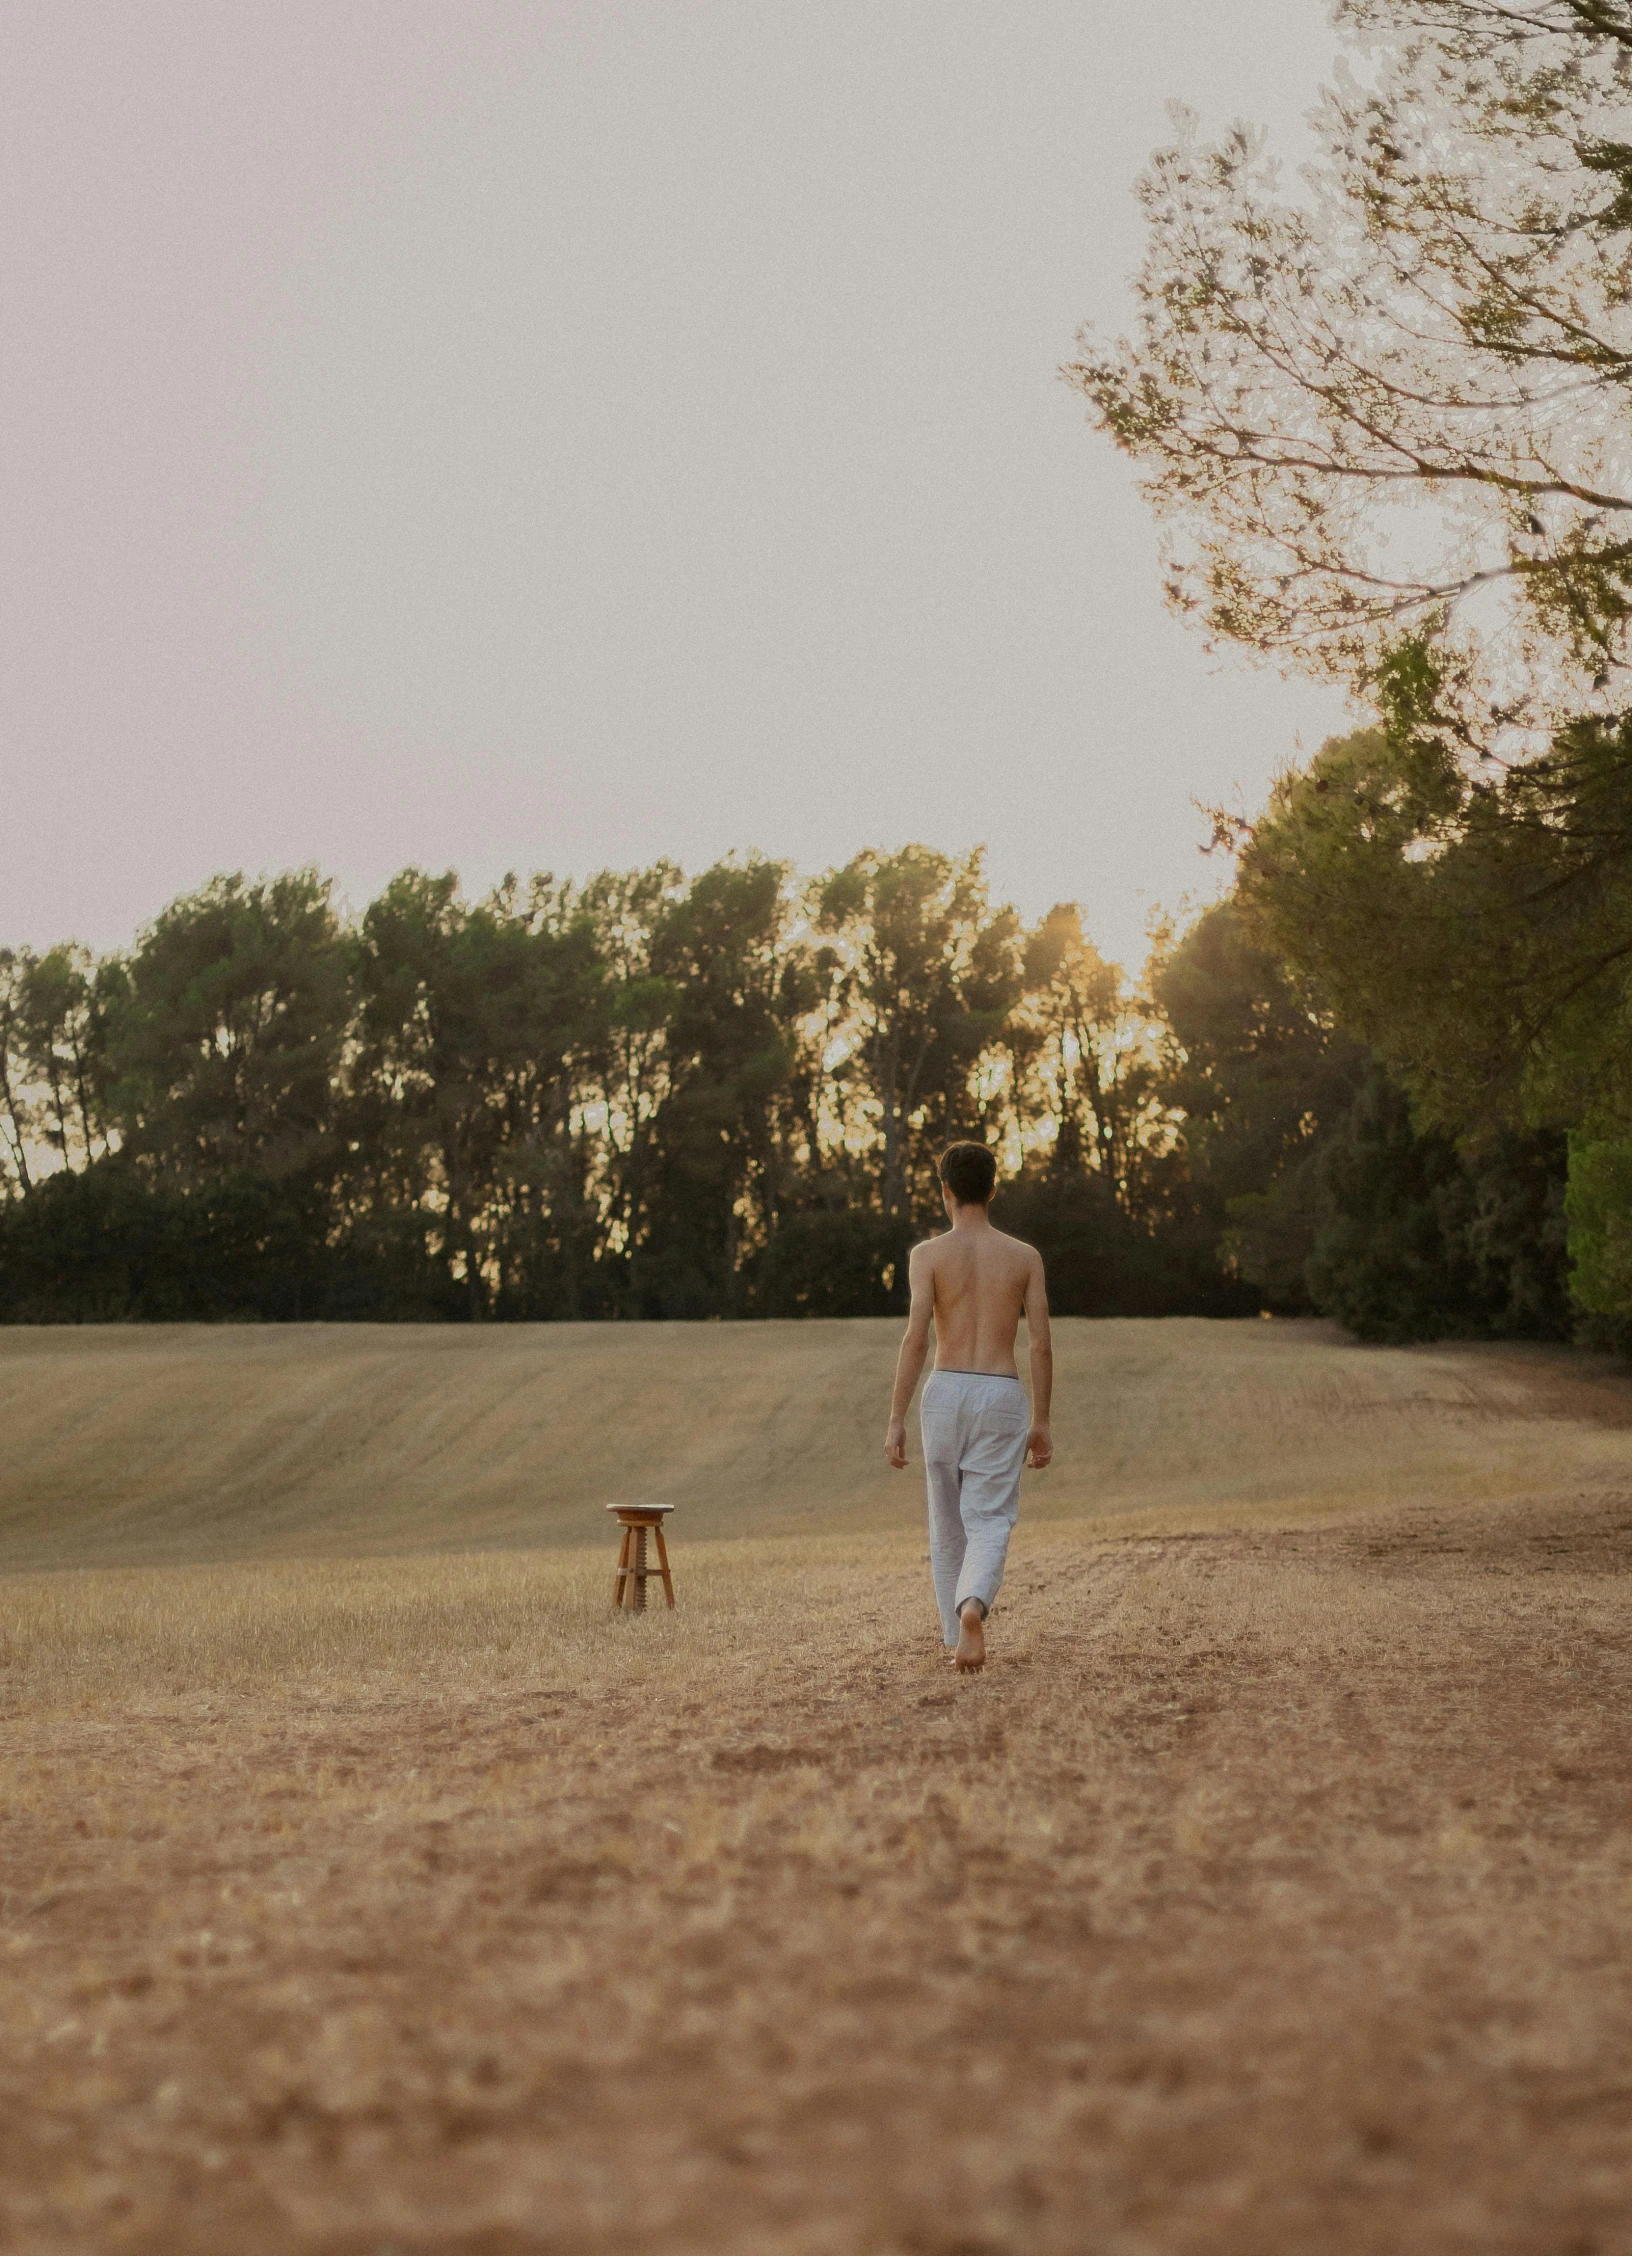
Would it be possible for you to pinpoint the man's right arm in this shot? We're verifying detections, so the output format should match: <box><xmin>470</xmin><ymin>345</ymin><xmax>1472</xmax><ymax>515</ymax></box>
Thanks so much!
<box><xmin>1024</xmin><ymin>1250</ymin><xmax>1053</xmax><ymax>1469</ymax></box>
<box><xmin>884</xmin><ymin>1244</ymin><xmax>934</xmax><ymax>1470</ymax></box>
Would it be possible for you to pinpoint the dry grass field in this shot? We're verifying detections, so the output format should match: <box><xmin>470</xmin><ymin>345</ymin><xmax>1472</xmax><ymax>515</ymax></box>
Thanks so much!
<box><xmin>4</xmin><ymin>1316</ymin><xmax>1632</xmax><ymax>2253</ymax></box>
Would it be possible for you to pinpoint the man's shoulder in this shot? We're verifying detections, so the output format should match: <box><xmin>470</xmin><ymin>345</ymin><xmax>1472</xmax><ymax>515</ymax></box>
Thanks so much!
<box><xmin>993</xmin><ymin>1227</ymin><xmax>1044</xmax><ymax>1267</ymax></box>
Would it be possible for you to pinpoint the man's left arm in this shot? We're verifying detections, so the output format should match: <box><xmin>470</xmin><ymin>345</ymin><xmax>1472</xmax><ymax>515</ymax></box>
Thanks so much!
<box><xmin>1024</xmin><ymin>1251</ymin><xmax>1054</xmax><ymax>1469</ymax></box>
<box><xmin>884</xmin><ymin>1246</ymin><xmax>934</xmax><ymax>1470</ymax></box>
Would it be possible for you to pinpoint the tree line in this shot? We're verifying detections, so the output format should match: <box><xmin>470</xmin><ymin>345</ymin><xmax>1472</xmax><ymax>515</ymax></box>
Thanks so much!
<box><xmin>0</xmin><ymin>850</ymin><xmax>1186</xmax><ymax>1323</ymax></box>
<box><xmin>0</xmin><ymin>836</ymin><xmax>1580</xmax><ymax>1340</ymax></box>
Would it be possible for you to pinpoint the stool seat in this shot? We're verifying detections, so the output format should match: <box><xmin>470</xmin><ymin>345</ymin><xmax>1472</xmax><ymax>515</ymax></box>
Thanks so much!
<box><xmin>605</xmin><ymin>1503</ymin><xmax>676</xmax><ymax>1611</ymax></box>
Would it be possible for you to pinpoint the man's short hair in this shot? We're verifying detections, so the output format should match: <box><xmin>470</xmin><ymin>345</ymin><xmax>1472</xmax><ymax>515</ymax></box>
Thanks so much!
<box><xmin>939</xmin><ymin>1142</ymin><xmax>997</xmax><ymax>1206</ymax></box>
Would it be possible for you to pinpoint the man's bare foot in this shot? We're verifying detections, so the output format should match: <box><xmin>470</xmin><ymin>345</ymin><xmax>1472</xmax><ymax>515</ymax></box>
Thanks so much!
<box><xmin>954</xmin><ymin>1601</ymin><xmax>986</xmax><ymax>1673</ymax></box>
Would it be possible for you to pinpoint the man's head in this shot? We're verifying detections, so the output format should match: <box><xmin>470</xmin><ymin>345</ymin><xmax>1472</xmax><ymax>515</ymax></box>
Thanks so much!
<box><xmin>939</xmin><ymin>1141</ymin><xmax>997</xmax><ymax>1210</ymax></box>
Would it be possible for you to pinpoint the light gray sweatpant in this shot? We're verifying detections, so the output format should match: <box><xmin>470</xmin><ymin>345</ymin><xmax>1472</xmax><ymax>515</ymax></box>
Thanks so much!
<box><xmin>920</xmin><ymin>1369</ymin><xmax>1028</xmax><ymax>1642</ymax></box>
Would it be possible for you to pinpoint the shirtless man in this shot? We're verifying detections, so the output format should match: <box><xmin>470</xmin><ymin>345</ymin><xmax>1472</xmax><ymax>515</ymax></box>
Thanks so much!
<box><xmin>883</xmin><ymin>1141</ymin><xmax>1053</xmax><ymax>1672</ymax></box>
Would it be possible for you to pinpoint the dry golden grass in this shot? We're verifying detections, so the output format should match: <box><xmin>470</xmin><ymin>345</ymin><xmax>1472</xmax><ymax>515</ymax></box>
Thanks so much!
<box><xmin>0</xmin><ymin>1539</ymin><xmax>792</xmax><ymax>1708</ymax></box>
<box><xmin>4</xmin><ymin>1315</ymin><xmax>1629</xmax><ymax>1568</ymax></box>
<box><xmin>3</xmin><ymin>1319</ymin><xmax>1632</xmax><ymax>2253</ymax></box>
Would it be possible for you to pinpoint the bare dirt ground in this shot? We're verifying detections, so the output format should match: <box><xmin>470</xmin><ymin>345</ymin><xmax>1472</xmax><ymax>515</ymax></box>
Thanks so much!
<box><xmin>4</xmin><ymin>1322</ymin><xmax>1632</xmax><ymax>2253</ymax></box>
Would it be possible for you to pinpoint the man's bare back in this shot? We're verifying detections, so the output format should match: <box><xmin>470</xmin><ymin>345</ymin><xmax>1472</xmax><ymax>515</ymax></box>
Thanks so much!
<box><xmin>884</xmin><ymin>1153</ymin><xmax>1053</xmax><ymax>1673</ymax></box>
<box><xmin>912</xmin><ymin>1222</ymin><xmax>1042</xmax><ymax>1380</ymax></box>
<box><xmin>884</xmin><ymin>1207</ymin><xmax>1053</xmax><ymax>1466</ymax></box>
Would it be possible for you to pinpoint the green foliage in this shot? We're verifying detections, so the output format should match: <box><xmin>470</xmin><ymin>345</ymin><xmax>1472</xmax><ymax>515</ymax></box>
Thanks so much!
<box><xmin>1020</xmin><ymin>905</ymin><xmax>1172</xmax><ymax>1204</ymax></box>
<box><xmin>350</xmin><ymin>868</ymin><xmax>607</xmax><ymax>1320</ymax></box>
<box><xmin>996</xmin><ymin>1166</ymin><xmax>1258</xmax><ymax>1319</ymax></box>
<box><xmin>1153</xmin><ymin>901</ymin><xmax>1367</xmax><ymax>1207</ymax></box>
<box><xmin>108</xmin><ymin>870</ymin><xmax>352</xmax><ymax>1181</ymax></box>
<box><xmin>0</xmin><ymin>943</ymin><xmax>111</xmax><ymax>1194</ymax></box>
<box><xmin>1146</xmin><ymin>900</ymin><xmax>1368</xmax><ymax>1309</ymax></box>
<box><xmin>750</xmin><ymin>1187</ymin><xmax>902</xmax><ymax>1320</ymax></box>
<box><xmin>1233</xmin><ymin>718</ymin><xmax>1632</xmax><ymax>1337</ymax></box>
<box><xmin>1564</xmin><ymin>1130</ymin><xmax>1632</xmax><ymax>1322</ymax></box>
<box><xmin>628</xmin><ymin>857</ymin><xmax>803</xmax><ymax>1317</ymax></box>
<box><xmin>1225</xmin><ymin>1161</ymin><xmax>1333</xmax><ymax>1312</ymax></box>
<box><xmin>1135</xmin><ymin>882</ymin><xmax>1572</xmax><ymax>1342</ymax></box>
<box><xmin>814</xmin><ymin>846</ymin><xmax>1026</xmax><ymax>1223</ymax></box>
<box><xmin>0</xmin><ymin>1155</ymin><xmax>398</xmax><ymax>1324</ymax></box>
<box><xmin>1302</xmin><ymin>1069</ymin><xmax>1570</xmax><ymax>1344</ymax></box>
<box><xmin>1239</xmin><ymin>721</ymin><xmax>1632</xmax><ymax>1134</ymax></box>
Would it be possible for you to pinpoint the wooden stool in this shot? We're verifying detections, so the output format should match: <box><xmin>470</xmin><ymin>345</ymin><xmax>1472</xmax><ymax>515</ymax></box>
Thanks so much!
<box><xmin>606</xmin><ymin>1502</ymin><xmax>675</xmax><ymax>1612</ymax></box>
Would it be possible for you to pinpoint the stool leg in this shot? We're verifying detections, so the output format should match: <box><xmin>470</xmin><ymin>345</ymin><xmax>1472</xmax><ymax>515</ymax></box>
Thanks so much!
<box><xmin>654</xmin><ymin>1522</ymin><xmax>675</xmax><ymax>1608</ymax></box>
<box><xmin>613</xmin><ymin>1523</ymin><xmax>632</xmax><ymax>1608</ymax></box>
<box><xmin>631</xmin><ymin>1525</ymin><xmax>648</xmax><ymax>1614</ymax></box>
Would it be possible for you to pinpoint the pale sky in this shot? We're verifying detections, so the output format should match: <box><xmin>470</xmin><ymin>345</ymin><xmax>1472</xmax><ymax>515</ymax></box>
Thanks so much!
<box><xmin>3</xmin><ymin>1</ymin><xmax>1355</xmax><ymax>973</ymax></box>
